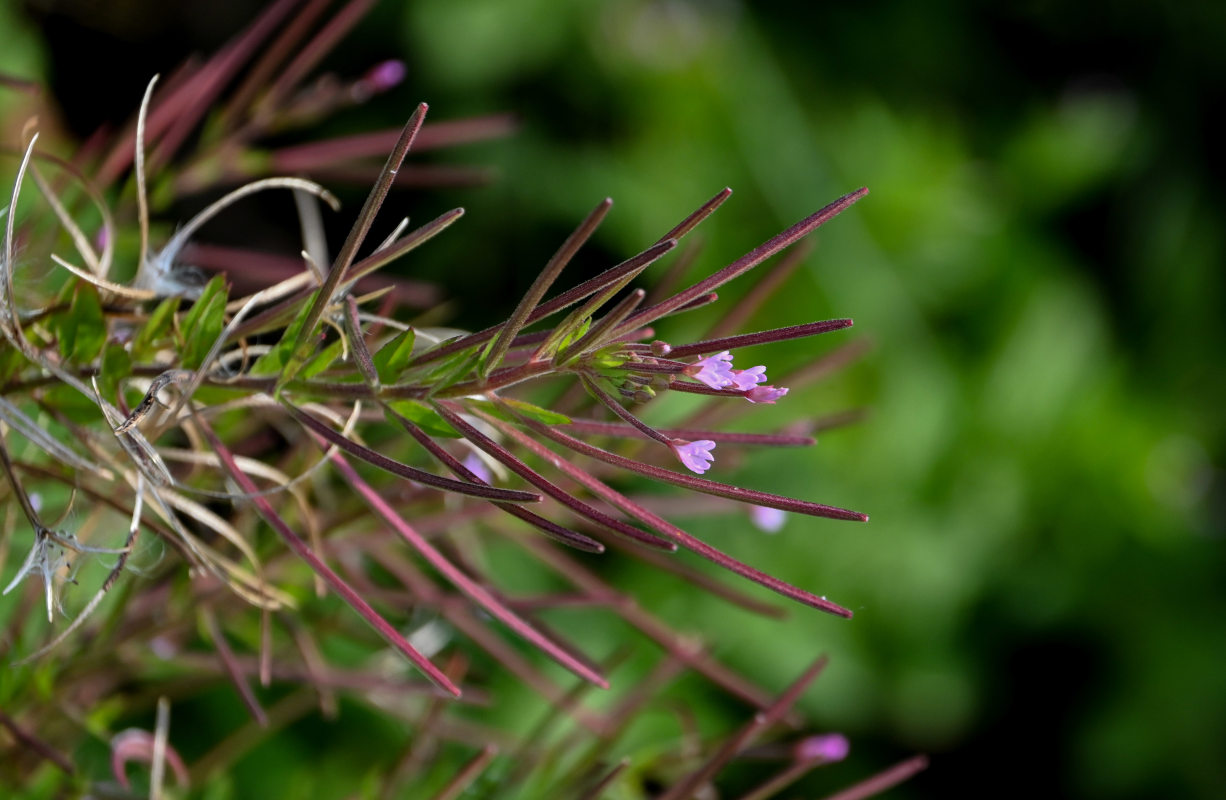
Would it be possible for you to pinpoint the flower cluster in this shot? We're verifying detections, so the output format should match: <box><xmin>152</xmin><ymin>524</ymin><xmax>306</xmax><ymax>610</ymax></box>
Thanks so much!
<box><xmin>583</xmin><ymin>319</ymin><xmax>846</xmax><ymax>475</ymax></box>
<box><xmin>665</xmin><ymin>351</ymin><xmax>787</xmax><ymax>471</ymax></box>
<box><xmin>602</xmin><ymin>347</ymin><xmax>791</xmax><ymax>474</ymax></box>
<box><xmin>685</xmin><ymin>350</ymin><xmax>789</xmax><ymax>401</ymax></box>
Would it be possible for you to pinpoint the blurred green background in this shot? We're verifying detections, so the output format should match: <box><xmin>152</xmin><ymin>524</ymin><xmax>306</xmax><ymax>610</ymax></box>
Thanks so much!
<box><xmin>4</xmin><ymin>0</ymin><xmax>1225</xmax><ymax>798</ymax></box>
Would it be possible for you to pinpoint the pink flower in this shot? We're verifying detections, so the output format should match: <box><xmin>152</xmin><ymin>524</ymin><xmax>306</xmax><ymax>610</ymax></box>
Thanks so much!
<box><xmin>687</xmin><ymin>351</ymin><xmax>736</xmax><ymax>389</ymax></box>
<box><xmin>795</xmin><ymin>733</ymin><xmax>850</xmax><ymax>763</ymax></box>
<box><xmin>670</xmin><ymin>439</ymin><xmax>716</xmax><ymax>474</ymax></box>
<box><xmin>462</xmin><ymin>452</ymin><xmax>492</xmax><ymax>484</ymax></box>
<box><xmin>749</xmin><ymin>505</ymin><xmax>787</xmax><ymax>533</ymax></box>
<box><xmin>730</xmin><ymin>365</ymin><xmax>767</xmax><ymax>391</ymax></box>
<box><xmin>746</xmin><ymin>385</ymin><xmax>788</xmax><ymax>404</ymax></box>
<box><xmin>364</xmin><ymin>60</ymin><xmax>407</xmax><ymax>92</ymax></box>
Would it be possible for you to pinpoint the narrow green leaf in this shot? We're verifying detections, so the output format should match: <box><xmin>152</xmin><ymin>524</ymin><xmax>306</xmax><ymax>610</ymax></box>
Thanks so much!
<box><xmin>250</xmin><ymin>289</ymin><xmax>320</xmax><ymax>376</ymax></box>
<box><xmin>0</xmin><ymin>341</ymin><xmax>27</xmax><ymax>383</ymax></box>
<box><xmin>475</xmin><ymin>333</ymin><xmax>499</xmax><ymax>377</ymax></box>
<box><xmin>537</xmin><ymin>315</ymin><xmax>590</xmax><ymax>361</ymax></box>
<box><xmin>496</xmin><ymin>397</ymin><xmax>572</xmax><ymax>425</ymax></box>
<box><xmin>40</xmin><ymin>384</ymin><xmax>98</xmax><ymax>424</ymax></box>
<box><xmin>425</xmin><ymin>348</ymin><xmax>482</xmax><ymax>395</ymax></box>
<box><xmin>96</xmin><ymin>342</ymin><xmax>133</xmax><ymax>400</ymax></box>
<box><xmin>131</xmin><ymin>296</ymin><xmax>178</xmax><ymax>356</ymax></box>
<box><xmin>300</xmin><ymin>338</ymin><xmax>343</xmax><ymax>379</ymax></box>
<box><xmin>385</xmin><ymin>399</ymin><xmax>459</xmax><ymax>438</ymax></box>
<box><xmin>179</xmin><ymin>276</ymin><xmax>229</xmax><ymax>369</ymax></box>
<box><xmin>57</xmin><ymin>284</ymin><xmax>106</xmax><ymax>363</ymax></box>
<box><xmin>587</xmin><ymin>343</ymin><xmax>629</xmax><ymax>372</ymax></box>
<box><xmin>179</xmin><ymin>276</ymin><xmax>226</xmax><ymax>333</ymax></box>
<box><xmin>372</xmin><ymin>327</ymin><xmax>416</xmax><ymax>383</ymax></box>
<box><xmin>394</xmin><ymin>342</ymin><xmax>482</xmax><ymax>394</ymax></box>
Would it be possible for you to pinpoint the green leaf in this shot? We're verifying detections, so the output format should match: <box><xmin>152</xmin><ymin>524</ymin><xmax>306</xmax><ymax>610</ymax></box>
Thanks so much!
<box><xmin>56</xmin><ymin>284</ymin><xmax>106</xmax><ymax>363</ymax></box>
<box><xmin>470</xmin><ymin>397</ymin><xmax>571</xmax><ymax>426</ymax></box>
<box><xmin>537</xmin><ymin>314</ymin><xmax>591</xmax><ymax>360</ymax></box>
<box><xmin>395</xmin><ymin>342</ymin><xmax>482</xmax><ymax>395</ymax></box>
<box><xmin>40</xmin><ymin>383</ymin><xmax>98</xmax><ymax>424</ymax></box>
<box><xmin>250</xmin><ymin>289</ymin><xmax>319</xmax><ymax>377</ymax></box>
<box><xmin>424</xmin><ymin>348</ymin><xmax>482</xmax><ymax>395</ymax></box>
<box><xmin>300</xmin><ymin>338</ymin><xmax>343</xmax><ymax>379</ymax></box>
<box><xmin>0</xmin><ymin>342</ymin><xmax>25</xmax><ymax>383</ymax></box>
<box><xmin>555</xmin><ymin>316</ymin><xmax>591</xmax><ymax>354</ymax></box>
<box><xmin>497</xmin><ymin>397</ymin><xmax>572</xmax><ymax>425</ymax></box>
<box><xmin>385</xmin><ymin>399</ymin><xmax>459</xmax><ymax>437</ymax></box>
<box><xmin>588</xmin><ymin>343</ymin><xmax>628</xmax><ymax>372</ymax></box>
<box><xmin>179</xmin><ymin>276</ymin><xmax>229</xmax><ymax>370</ymax></box>
<box><xmin>475</xmin><ymin>333</ymin><xmax>499</xmax><ymax>376</ymax></box>
<box><xmin>131</xmin><ymin>296</ymin><xmax>179</xmax><ymax>357</ymax></box>
<box><xmin>96</xmin><ymin>342</ymin><xmax>133</xmax><ymax>400</ymax></box>
<box><xmin>372</xmin><ymin>327</ymin><xmax>416</xmax><ymax>383</ymax></box>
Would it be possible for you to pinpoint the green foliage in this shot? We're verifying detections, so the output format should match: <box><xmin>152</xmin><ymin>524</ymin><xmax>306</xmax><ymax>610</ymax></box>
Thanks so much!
<box><xmin>96</xmin><ymin>341</ymin><xmax>132</xmax><ymax>399</ymax></box>
<box><xmin>250</xmin><ymin>289</ymin><xmax>319</xmax><ymax>377</ymax></box>
<box><xmin>177</xmin><ymin>275</ymin><xmax>228</xmax><ymax>369</ymax></box>
<box><xmin>384</xmin><ymin>398</ymin><xmax>458</xmax><ymax>437</ymax></box>
<box><xmin>474</xmin><ymin>396</ymin><xmax>572</xmax><ymax>426</ymax></box>
<box><xmin>0</xmin><ymin>339</ymin><xmax>25</xmax><ymax>383</ymax></box>
<box><xmin>415</xmin><ymin>344</ymin><xmax>483</xmax><ymax>394</ymax></box>
<box><xmin>371</xmin><ymin>326</ymin><xmax>416</xmax><ymax>383</ymax></box>
<box><xmin>299</xmin><ymin>337</ymin><xmax>343</xmax><ymax>380</ymax></box>
<box><xmin>131</xmin><ymin>296</ymin><xmax>178</xmax><ymax>358</ymax></box>
<box><xmin>54</xmin><ymin>284</ymin><xmax>105</xmax><ymax>363</ymax></box>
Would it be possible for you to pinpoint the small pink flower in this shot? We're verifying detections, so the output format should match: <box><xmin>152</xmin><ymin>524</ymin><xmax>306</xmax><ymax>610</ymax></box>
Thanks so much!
<box><xmin>364</xmin><ymin>60</ymin><xmax>407</xmax><ymax>92</ymax></box>
<box><xmin>795</xmin><ymin>733</ymin><xmax>850</xmax><ymax>763</ymax></box>
<box><xmin>687</xmin><ymin>351</ymin><xmax>736</xmax><ymax>389</ymax></box>
<box><xmin>462</xmin><ymin>452</ymin><xmax>492</xmax><ymax>484</ymax></box>
<box><xmin>670</xmin><ymin>439</ymin><xmax>716</xmax><ymax>474</ymax></box>
<box><xmin>746</xmin><ymin>385</ymin><xmax>788</xmax><ymax>404</ymax></box>
<box><xmin>749</xmin><ymin>505</ymin><xmax>787</xmax><ymax>533</ymax></box>
<box><xmin>730</xmin><ymin>365</ymin><xmax>767</xmax><ymax>391</ymax></box>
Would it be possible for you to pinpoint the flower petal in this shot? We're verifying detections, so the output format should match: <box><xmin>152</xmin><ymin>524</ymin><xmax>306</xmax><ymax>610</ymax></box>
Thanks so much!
<box><xmin>670</xmin><ymin>439</ymin><xmax>717</xmax><ymax>474</ymax></box>
<box><xmin>688</xmin><ymin>351</ymin><xmax>736</xmax><ymax>389</ymax></box>
<box><xmin>746</xmin><ymin>385</ymin><xmax>788</xmax><ymax>404</ymax></box>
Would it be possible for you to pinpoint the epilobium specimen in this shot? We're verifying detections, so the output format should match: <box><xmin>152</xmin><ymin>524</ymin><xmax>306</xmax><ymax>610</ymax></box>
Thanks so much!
<box><xmin>0</xmin><ymin>3</ymin><xmax>924</xmax><ymax>797</ymax></box>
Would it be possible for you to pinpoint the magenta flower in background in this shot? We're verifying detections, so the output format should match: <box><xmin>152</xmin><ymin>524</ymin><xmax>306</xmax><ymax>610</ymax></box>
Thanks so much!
<box><xmin>363</xmin><ymin>60</ymin><xmax>407</xmax><ymax>92</ymax></box>
<box><xmin>687</xmin><ymin>351</ymin><xmax>736</xmax><ymax>389</ymax></box>
<box><xmin>746</xmin><ymin>385</ymin><xmax>789</xmax><ymax>404</ymax></box>
<box><xmin>750</xmin><ymin>504</ymin><xmax>787</xmax><ymax>533</ymax></box>
<box><xmin>670</xmin><ymin>439</ymin><xmax>717</xmax><ymax>474</ymax></box>
<box><xmin>795</xmin><ymin>732</ymin><xmax>850</xmax><ymax>763</ymax></box>
<box><xmin>461</xmin><ymin>452</ymin><xmax>493</xmax><ymax>484</ymax></box>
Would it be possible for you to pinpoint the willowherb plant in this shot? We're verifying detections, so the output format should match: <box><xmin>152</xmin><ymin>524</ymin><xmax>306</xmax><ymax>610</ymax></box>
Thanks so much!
<box><xmin>0</xmin><ymin>3</ymin><xmax>926</xmax><ymax>797</ymax></box>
